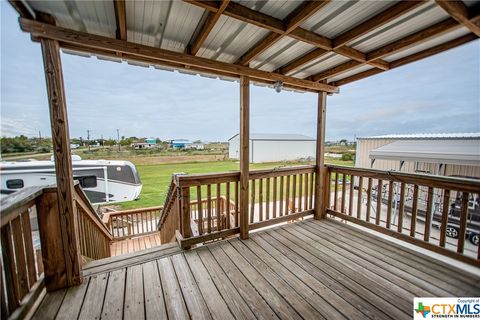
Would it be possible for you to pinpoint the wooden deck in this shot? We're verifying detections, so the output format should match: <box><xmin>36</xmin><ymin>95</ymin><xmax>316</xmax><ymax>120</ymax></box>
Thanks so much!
<box><xmin>110</xmin><ymin>233</ymin><xmax>162</xmax><ymax>257</ymax></box>
<box><xmin>33</xmin><ymin>218</ymin><xmax>480</xmax><ymax>320</ymax></box>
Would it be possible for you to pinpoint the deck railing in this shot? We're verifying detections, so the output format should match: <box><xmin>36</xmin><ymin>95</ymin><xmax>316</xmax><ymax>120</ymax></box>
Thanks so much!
<box><xmin>1</xmin><ymin>187</ymin><xmax>45</xmax><ymax>319</ymax></box>
<box><xmin>326</xmin><ymin>165</ymin><xmax>480</xmax><ymax>266</ymax></box>
<box><xmin>105</xmin><ymin>206</ymin><xmax>162</xmax><ymax>240</ymax></box>
<box><xmin>161</xmin><ymin>165</ymin><xmax>317</xmax><ymax>248</ymax></box>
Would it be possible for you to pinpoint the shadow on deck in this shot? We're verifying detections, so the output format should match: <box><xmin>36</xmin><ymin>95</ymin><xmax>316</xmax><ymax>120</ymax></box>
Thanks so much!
<box><xmin>33</xmin><ymin>218</ymin><xmax>480</xmax><ymax>320</ymax></box>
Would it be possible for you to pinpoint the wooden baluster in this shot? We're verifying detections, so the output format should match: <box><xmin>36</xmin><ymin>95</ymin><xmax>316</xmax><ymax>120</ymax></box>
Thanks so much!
<box><xmin>226</xmin><ymin>182</ymin><xmax>231</xmax><ymax>229</ymax></box>
<box><xmin>21</xmin><ymin>210</ymin><xmax>37</xmax><ymax>287</ymax></box>
<box><xmin>308</xmin><ymin>172</ymin><xmax>318</xmax><ymax>209</ymax></box>
<box><xmin>197</xmin><ymin>186</ymin><xmax>203</xmax><ymax>235</ymax></box>
<box><xmin>11</xmin><ymin>216</ymin><xmax>29</xmax><ymax>298</ymax></box>
<box><xmin>234</xmin><ymin>181</ymin><xmax>239</xmax><ymax>227</ymax></box>
<box><xmin>424</xmin><ymin>187</ymin><xmax>434</xmax><ymax>242</ymax></box>
<box><xmin>292</xmin><ymin>175</ymin><xmax>297</xmax><ymax>214</ymax></box>
<box><xmin>409</xmin><ymin>185</ymin><xmax>419</xmax><ymax>237</ymax></box>
<box><xmin>207</xmin><ymin>184</ymin><xmax>212</xmax><ymax>233</ymax></box>
<box><xmin>325</xmin><ymin>171</ymin><xmax>331</xmax><ymax>210</ymax></box>
<box><xmin>304</xmin><ymin>173</ymin><xmax>308</xmax><ymax>211</ymax></box>
<box><xmin>1</xmin><ymin>223</ymin><xmax>19</xmax><ymax>309</ymax></box>
<box><xmin>349</xmin><ymin>175</ymin><xmax>354</xmax><ymax>216</ymax></box>
<box><xmin>279</xmin><ymin>176</ymin><xmax>284</xmax><ymax>216</ymax></box>
<box><xmin>341</xmin><ymin>174</ymin><xmax>346</xmax><ymax>213</ymax></box>
<box><xmin>333</xmin><ymin>172</ymin><xmax>339</xmax><ymax>211</ymax></box>
<box><xmin>439</xmin><ymin>189</ymin><xmax>450</xmax><ymax>247</ymax></box>
<box><xmin>216</xmin><ymin>183</ymin><xmax>222</xmax><ymax>230</ymax></box>
<box><xmin>397</xmin><ymin>183</ymin><xmax>405</xmax><ymax>233</ymax></box>
<box><xmin>386</xmin><ymin>181</ymin><xmax>394</xmax><ymax>228</ymax></box>
<box><xmin>265</xmin><ymin>178</ymin><xmax>270</xmax><ymax>220</ymax></box>
<box><xmin>356</xmin><ymin>176</ymin><xmax>363</xmax><ymax>219</ymax></box>
<box><xmin>250</xmin><ymin>179</ymin><xmax>255</xmax><ymax>223</ymax></box>
<box><xmin>273</xmin><ymin>177</ymin><xmax>277</xmax><ymax>218</ymax></box>
<box><xmin>259</xmin><ymin>179</ymin><xmax>263</xmax><ymax>222</ymax></box>
<box><xmin>285</xmin><ymin>175</ymin><xmax>290</xmax><ymax>215</ymax></box>
<box><xmin>365</xmin><ymin>178</ymin><xmax>372</xmax><ymax>221</ymax></box>
<box><xmin>457</xmin><ymin>192</ymin><xmax>469</xmax><ymax>254</ymax></box>
<box><xmin>375</xmin><ymin>180</ymin><xmax>383</xmax><ymax>225</ymax></box>
<box><xmin>298</xmin><ymin>174</ymin><xmax>303</xmax><ymax>213</ymax></box>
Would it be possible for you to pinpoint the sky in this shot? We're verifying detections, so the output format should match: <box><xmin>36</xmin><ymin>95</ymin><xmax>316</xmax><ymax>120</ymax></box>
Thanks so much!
<box><xmin>1</xmin><ymin>2</ymin><xmax>479</xmax><ymax>142</ymax></box>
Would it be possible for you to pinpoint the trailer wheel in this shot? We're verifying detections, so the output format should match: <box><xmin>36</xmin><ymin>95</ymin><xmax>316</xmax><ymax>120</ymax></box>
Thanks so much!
<box><xmin>446</xmin><ymin>226</ymin><xmax>459</xmax><ymax>239</ymax></box>
<box><xmin>469</xmin><ymin>233</ymin><xmax>479</xmax><ymax>246</ymax></box>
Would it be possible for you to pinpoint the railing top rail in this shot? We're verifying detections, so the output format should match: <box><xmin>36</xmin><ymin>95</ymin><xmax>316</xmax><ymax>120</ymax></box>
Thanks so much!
<box><xmin>176</xmin><ymin>165</ymin><xmax>316</xmax><ymax>187</ymax></box>
<box><xmin>107</xmin><ymin>206</ymin><xmax>163</xmax><ymax>216</ymax></box>
<box><xmin>1</xmin><ymin>185</ymin><xmax>44</xmax><ymax>227</ymax></box>
<box><xmin>327</xmin><ymin>165</ymin><xmax>480</xmax><ymax>193</ymax></box>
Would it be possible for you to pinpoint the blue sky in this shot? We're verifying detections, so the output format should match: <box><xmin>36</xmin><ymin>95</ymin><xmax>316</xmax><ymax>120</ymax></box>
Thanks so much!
<box><xmin>1</xmin><ymin>2</ymin><xmax>479</xmax><ymax>142</ymax></box>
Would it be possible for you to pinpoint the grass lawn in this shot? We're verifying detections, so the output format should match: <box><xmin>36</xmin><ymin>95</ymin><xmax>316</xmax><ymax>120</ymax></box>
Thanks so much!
<box><xmin>115</xmin><ymin>157</ymin><xmax>353</xmax><ymax>210</ymax></box>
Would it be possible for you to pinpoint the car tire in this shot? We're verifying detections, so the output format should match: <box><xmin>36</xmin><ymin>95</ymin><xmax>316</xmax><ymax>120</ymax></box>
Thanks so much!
<box><xmin>469</xmin><ymin>233</ymin><xmax>479</xmax><ymax>246</ymax></box>
<box><xmin>446</xmin><ymin>226</ymin><xmax>459</xmax><ymax>239</ymax></box>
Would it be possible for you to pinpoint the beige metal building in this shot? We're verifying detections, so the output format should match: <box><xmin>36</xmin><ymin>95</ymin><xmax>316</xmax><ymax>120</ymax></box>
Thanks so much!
<box><xmin>355</xmin><ymin>133</ymin><xmax>480</xmax><ymax>178</ymax></box>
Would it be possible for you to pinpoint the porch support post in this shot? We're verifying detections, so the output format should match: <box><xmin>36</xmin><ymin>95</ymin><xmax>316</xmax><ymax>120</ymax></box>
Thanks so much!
<box><xmin>40</xmin><ymin>38</ymin><xmax>82</xmax><ymax>287</ymax></box>
<box><xmin>314</xmin><ymin>91</ymin><xmax>327</xmax><ymax>219</ymax></box>
<box><xmin>239</xmin><ymin>76</ymin><xmax>250</xmax><ymax>239</ymax></box>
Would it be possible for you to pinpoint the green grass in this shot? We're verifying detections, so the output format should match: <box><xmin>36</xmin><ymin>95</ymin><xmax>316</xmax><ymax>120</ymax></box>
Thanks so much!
<box><xmin>115</xmin><ymin>157</ymin><xmax>353</xmax><ymax>210</ymax></box>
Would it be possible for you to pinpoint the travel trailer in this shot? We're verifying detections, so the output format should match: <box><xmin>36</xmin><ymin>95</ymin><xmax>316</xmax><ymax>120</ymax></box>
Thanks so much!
<box><xmin>0</xmin><ymin>156</ymin><xmax>142</xmax><ymax>204</ymax></box>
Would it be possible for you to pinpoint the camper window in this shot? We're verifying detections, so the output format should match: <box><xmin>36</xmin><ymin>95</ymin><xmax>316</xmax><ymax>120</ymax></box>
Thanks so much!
<box><xmin>6</xmin><ymin>179</ymin><xmax>24</xmax><ymax>189</ymax></box>
<box><xmin>75</xmin><ymin>176</ymin><xmax>97</xmax><ymax>188</ymax></box>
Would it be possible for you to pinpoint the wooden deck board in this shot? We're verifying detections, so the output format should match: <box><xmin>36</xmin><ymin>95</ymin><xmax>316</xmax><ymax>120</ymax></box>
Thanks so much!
<box><xmin>34</xmin><ymin>218</ymin><xmax>480</xmax><ymax>320</ymax></box>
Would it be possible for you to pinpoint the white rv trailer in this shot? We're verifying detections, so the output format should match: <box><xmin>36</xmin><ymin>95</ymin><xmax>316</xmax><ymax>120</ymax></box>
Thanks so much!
<box><xmin>0</xmin><ymin>156</ymin><xmax>142</xmax><ymax>204</ymax></box>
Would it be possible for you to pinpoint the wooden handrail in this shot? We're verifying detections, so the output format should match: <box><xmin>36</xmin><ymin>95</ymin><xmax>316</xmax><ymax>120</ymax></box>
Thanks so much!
<box><xmin>1</xmin><ymin>186</ymin><xmax>44</xmax><ymax>227</ymax></box>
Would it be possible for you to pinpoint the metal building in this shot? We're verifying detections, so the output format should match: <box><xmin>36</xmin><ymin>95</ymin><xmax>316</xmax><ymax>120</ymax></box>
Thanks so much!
<box><xmin>355</xmin><ymin>133</ymin><xmax>480</xmax><ymax>178</ymax></box>
<box><xmin>229</xmin><ymin>133</ymin><xmax>316</xmax><ymax>163</ymax></box>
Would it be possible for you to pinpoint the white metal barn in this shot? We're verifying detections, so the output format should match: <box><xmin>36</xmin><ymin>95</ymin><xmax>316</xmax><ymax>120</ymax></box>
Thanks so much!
<box><xmin>355</xmin><ymin>133</ymin><xmax>480</xmax><ymax>178</ymax></box>
<box><xmin>228</xmin><ymin>133</ymin><xmax>316</xmax><ymax>163</ymax></box>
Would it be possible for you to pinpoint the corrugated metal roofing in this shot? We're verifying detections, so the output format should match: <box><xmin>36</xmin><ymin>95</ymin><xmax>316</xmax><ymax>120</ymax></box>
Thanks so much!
<box><xmin>369</xmin><ymin>139</ymin><xmax>480</xmax><ymax>166</ymax></box>
<box><xmin>19</xmin><ymin>0</ymin><xmax>480</xmax><ymax>89</ymax></box>
<box><xmin>358</xmin><ymin>133</ymin><xmax>480</xmax><ymax>140</ymax></box>
<box><xmin>229</xmin><ymin>133</ymin><xmax>315</xmax><ymax>141</ymax></box>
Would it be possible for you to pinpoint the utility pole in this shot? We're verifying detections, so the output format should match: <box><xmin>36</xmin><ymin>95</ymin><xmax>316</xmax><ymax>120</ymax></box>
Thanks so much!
<box><xmin>116</xmin><ymin>129</ymin><xmax>120</xmax><ymax>152</ymax></box>
<box><xmin>101</xmin><ymin>134</ymin><xmax>104</xmax><ymax>149</ymax></box>
<box><xmin>87</xmin><ymin>129</ymin><xmax>91</xmax><ymax>151</ymax></box>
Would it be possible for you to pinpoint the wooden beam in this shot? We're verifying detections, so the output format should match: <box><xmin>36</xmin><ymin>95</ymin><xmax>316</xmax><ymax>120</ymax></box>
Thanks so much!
<box><xmin>20</xmin><ymin>18</ymin><xmax>338</xmax><ymax>93</ymax></box>
<box><xmin>8</xmin><ymin>0</ymin><xmax>34</xmax><ymax>19</ymax></box>
<box><xmin>113</xmin><ymin>0</ymin><xmax>127</xmax><ymax>41</ymax></box>
<box><xmin>314</xmin><ymin>92</ymin><xmax>327</xmax><ymax>219</ymax></box>
<box><xmin>333</xmin><ymin>1</ymin><xmax>425</xmax><ymax>48</ymax></box>
<box><xmin>436</xmin><ymin>0</ymin><xmax>480</xmax><ymax>36</ymax></box>
<box><xmin>279</xmin><ymin>48</ymin><xmax>328</xmax><ymax>75</ymax></box>
<box><xmin>366</xmin><ymin>18</ymin><xmax>461</xmax><ymax>61</ymax></box>
<box><xmin>239</xmin><ymin>76</ymin><xmax>250</xmax><ymax>240</ymax></box>
<box><xmin>333</xmin><ymin>33</ymin><xmax>478</xmax><ymax>86</ymax></box>
<box><xmin>236</xmin><ymin>1</ymin><xmax>329</xmax><ymax>65</ymax></box>
<box><xmin>189</xmin><ymin>0</ymin><xmax>230</xmax><ymax>55</ymax></box>
<box><xmin>311</xmin><ymin>60</ymin><xmax>362</xmax><ymax>82</ymax></box>
<box><xmin>40</xmin><ymin>39</ymin><xmax>82</xmax><ymax>288</ymax></box>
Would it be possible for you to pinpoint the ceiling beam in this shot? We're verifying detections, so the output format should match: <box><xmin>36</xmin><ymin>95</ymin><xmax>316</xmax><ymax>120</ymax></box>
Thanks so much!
<box><xmin>435</xmin><ymin>0</ymin><xmax>480</xmax><ymax>36</ymax></box>
<box><xmin>332</xmin><ymin>33</ymin><xmax>478</xmax><ymax>86</ymax></box>
<box><xmin>277</xmin><ymin>1</ymin><xmax>424</xmax><ymax>77</ymax></box>
<box><xmin>311</xmin><ymin>60</ymin><xmax>362</xmax><ymax>82</ymax></box>
<box><xmin>188</xmin><ymin>0</ymin><xmax>230</xmax><ymax>55</ymax></box>
<box><xmin>113</xmin><ymin>0</ymin><xmax>127</xmax><ymax>41</ymax></box>
<box><xmin>8</xmin><ymin>0</ymin><xmax>35</xmax><ymax>19</ymax></box>
<box><xmin>19</xmin><ymin>18</ymin><xmax>338</xmax><ymax>93</ymax></box>
<box><xmin>279</xmin><ymin>48</ymin><xmax>328</xmax><ymax>75</ymax></box>
<box><xmin>185</xmin><ymin>0</ymin><xmax>389</xmax><ymax>71</ymax></box>
<box><xmin>236</xmin><ymin>1</ymin><xmax>329</xmax><ymax>65</ymax></box>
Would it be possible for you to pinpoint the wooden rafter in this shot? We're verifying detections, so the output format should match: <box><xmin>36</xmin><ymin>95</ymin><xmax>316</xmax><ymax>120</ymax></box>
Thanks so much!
<box><xmin>435</xmin><ymin>0</ymin><xmax>480</xmax><ymax>37</ymax></box>
<box><xmin>113</xmin><ymin>0</ymin><xmax>127</xmax><ymax>41</ymax></box>
<box><xmin>19</xmin><ymin>18</ymin><xmax>338</xmax><ymax>93</ymax></box>
<box><xmin>236</xmin><ymin>1</ymin><xmax>330</xmax><ymax>65</ymax></box>
<box><xmin>332</xmin><ymin>33</ymin><xmax>478</xmax><ymax>86</ymax></box>
<box><xmin>279</xmin><ymin>48</ymin><xmax>327</xmax><ymax>75</ymax></box>
<box><xmin>281</xmin><ymin>1</ymin><xmax>424</xmax><ymax>78</ymax></box>
<box><xmin>185</xmin><ymin>0</ymin><xmax>389</xmax><ymax>71</ymax></box>
<box><xmin>188</xmin><ymin>0</ymin><xmax>230</xmax><ymax>55</ymax></box>
<box><xmin>311</xmin><ymin>60</ymin><xmax>362</xmax><ymax>82</ymax></box>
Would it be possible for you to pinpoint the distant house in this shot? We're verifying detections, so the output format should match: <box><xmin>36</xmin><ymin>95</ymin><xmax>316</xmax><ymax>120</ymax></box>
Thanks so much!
<box><xmin>145</xmin><ymin>138</ymin><xmax>157</xmax><ymax>144</ymax></box>
<box><xmin>356</xmin><ymin>133</ymin><xmax>480</xmax><ymax>178</ymax></box>
<box><xmin>228</xmin><ymin>133</ymin><xmax>316</xmax><ymax>163</ymax></box>
<box><xmin>171</xmin><ymin>139</ymin><xmax>191</xmax><ymax>149</ymax></box>
<box><xmin>185</xmin><ymin>143</ymin><xmax>205</xmax><ymax>150</ymax></box>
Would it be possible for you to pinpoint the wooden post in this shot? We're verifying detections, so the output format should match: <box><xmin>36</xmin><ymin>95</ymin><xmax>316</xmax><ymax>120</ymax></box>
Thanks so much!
<box><xmin>180</xmin><ymin>187</ymin><xmax>193</xmax><ymax>247</ymax></box>
<box><xmin>314</xmin><ymin>91</ymin><xmax>327</xmax><ymax>219</ymax></box>
<box><xmin>239</xmin><ymin>76</ymin><xmax>250</xmax><ymax>239</ymax></box>
<box><xmin>40</xmin><ymin>38</ymin><xmax>82</xmax><ymax>287</ymax></box>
